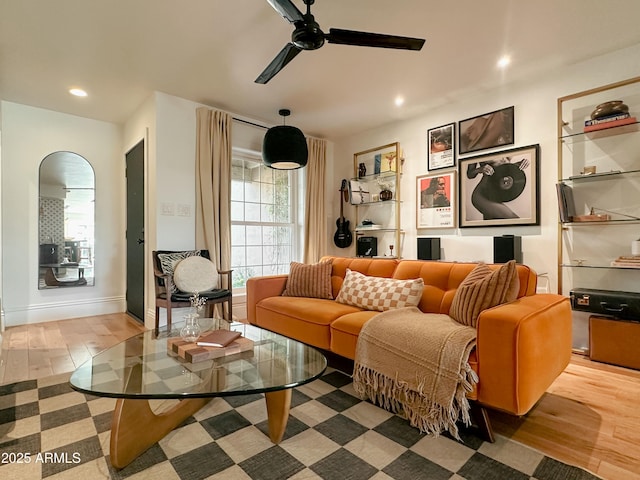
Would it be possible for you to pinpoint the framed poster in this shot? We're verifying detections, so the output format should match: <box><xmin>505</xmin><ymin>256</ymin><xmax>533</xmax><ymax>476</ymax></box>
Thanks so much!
<box><xmin>459</xmin><ymin>106</ymin><xmax>514</xmax><ymax>155</ymax></box>
<box><xmin>348</xmin><ymin>179</ymin><xmax>371</xmax><ymax>205</ymax></box>
<box><xmin>416</xmin><ymin>172</ymin><xmax>456</xmax><ymax>229</ymax></box>
<box><xmin>427</xmin><ymin>123</ymin><xmax>455</xmax><ymax>170</ymax></box>
<box><xmin>459</xmin><ymin>144</ymin><xmax>539</xmax><ymax>228</ymax></box>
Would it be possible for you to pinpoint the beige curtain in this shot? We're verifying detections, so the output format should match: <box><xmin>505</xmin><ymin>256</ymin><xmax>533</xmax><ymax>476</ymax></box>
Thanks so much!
<box><xmin>303</xmin><ymin>137</ymin><xmax>327</xmax><ymax>263</ymax></box>
<box><xmin>195</xmin><ymin>107</ymin><xmax>232</xmax><ymax>280</ymax></box>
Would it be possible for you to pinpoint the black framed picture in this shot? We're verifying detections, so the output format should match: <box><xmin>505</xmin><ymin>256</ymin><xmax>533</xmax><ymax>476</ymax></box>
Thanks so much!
<box><xmin>458</xmin><ymin>106</ymin><xmax>514</xmax><ymax>155</ymax></box>
<box><xmin>427</xmin><ymin>123</ymin><xmax>455</xmax><ymax>170</ymax></box>
<box><xmin>458</xmin><ymin>144</ymin><xmax>539</xmax><ymax>228</ymax></box>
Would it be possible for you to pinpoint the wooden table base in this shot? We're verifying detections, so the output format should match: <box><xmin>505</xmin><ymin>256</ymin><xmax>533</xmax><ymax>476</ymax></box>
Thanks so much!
<box><xmin>109</xmin><ymin>389</ymin><xmax>292</xmax><ymax>469</ymax></box>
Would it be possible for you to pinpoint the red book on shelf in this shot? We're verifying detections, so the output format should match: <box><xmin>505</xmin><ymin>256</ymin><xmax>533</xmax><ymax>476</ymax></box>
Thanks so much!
<box><xmin>583</xmin><ymin>116</ymin><xmax>636</xmax><ymax>133</ymax></box>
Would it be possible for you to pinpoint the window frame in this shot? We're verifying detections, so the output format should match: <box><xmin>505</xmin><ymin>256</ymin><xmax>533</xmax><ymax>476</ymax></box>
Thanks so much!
<box><xmin>230</xmin><ymin>147</ymin><xmax>304</xmax><ymax>294</ymax></box>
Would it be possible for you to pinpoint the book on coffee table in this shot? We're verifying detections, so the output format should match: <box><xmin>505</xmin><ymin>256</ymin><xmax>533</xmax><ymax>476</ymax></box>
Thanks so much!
<box><xmin>196</xmin><ymin>329</ymin><xmax>241</xmax><ymax>347</ymax></box>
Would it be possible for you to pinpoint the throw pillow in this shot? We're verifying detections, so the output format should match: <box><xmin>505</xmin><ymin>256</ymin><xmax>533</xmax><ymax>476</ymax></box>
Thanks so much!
<box><xmin>449</xmin><ymin>260</ymin><xmax>519</xmax><ymax>328</ymax></box>
<box><xmin>173</xmin><ymin>256</ymin><xmax>218</xmax><ymax>293</ymax></box>
<box><xmin>157</xmin><ymin>251</ymin><xmax>201</xmax><ymax>293</ymax></box>
<box><xmin>282</xmin><ymin>260</ymin><xmax>333</xmax><ymax>299</ymax></box>
<box><xmin>335</xmin><ymin>269</ymin><xmax>424</xmax><ymax>312</ymax></box>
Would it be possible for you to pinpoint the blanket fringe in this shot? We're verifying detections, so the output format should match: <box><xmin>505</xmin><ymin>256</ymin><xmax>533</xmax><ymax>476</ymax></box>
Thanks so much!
<box><xmin>353</xmin><ymin>362</ymin><xmax>478</xmax><ymax>440</ymax></box>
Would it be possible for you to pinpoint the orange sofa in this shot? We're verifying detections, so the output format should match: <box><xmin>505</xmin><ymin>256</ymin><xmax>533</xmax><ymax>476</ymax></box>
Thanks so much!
<box><xmin>246</xmin><ymin>256</ymin><xmax>572</xmax><ymax>421</ymax></box>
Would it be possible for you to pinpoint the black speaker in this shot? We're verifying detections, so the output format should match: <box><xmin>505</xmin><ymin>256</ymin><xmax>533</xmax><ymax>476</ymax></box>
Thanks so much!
<box><xmin>357</xmin><ymin>237</ymin><xmax>377</xmax><ymax>257</ymax></box>
<box><xmin>493</xmin><ymin>235</ymin><xmax>522</xmax><ymax>263</ymax></box>
<box><xmin>417</xmin><ymin>237</ymin><xmax>441</xmax><ymax>260</ymax></box>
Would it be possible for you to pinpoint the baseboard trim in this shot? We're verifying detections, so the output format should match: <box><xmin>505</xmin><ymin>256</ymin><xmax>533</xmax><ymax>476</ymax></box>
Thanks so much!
<box><xmin>4</xmin><ymin>296</ymin><xmax>126</xmax><ymax>327</ymax></box>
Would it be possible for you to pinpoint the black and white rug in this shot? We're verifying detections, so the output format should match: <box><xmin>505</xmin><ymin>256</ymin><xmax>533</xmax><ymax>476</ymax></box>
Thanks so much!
<box><xmin>1</xmin><ymin>369</ymin><xmax>600</xmax><ymax>480</ymax></box>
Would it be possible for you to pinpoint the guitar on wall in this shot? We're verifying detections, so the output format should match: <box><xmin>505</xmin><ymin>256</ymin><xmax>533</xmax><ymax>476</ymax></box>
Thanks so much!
<box><xmin>334</xmin><ymin>179</ymin><xmax>353</xmax><ymax>248</ymax></box>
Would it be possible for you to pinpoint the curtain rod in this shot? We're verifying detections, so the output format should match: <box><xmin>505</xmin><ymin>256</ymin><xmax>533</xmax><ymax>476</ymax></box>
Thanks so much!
<box><xmin>232</xmin><ymin>117</ymin><xmax>269</xmax><ymax>130</ymax></box>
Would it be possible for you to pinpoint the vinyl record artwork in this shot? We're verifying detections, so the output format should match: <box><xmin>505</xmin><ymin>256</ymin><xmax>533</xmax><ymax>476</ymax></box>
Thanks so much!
<box><xmin>484</xmin><ymin>163</ymin><xmax>526</xmax><ymax>203</ymax></box>
<box><xmin>459</xmin><ymin>144</ymin><xmax>539</xmax><ymax>227</ymax></box>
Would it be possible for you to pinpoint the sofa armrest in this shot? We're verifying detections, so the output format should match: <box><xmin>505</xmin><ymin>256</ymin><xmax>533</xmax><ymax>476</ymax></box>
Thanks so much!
<box><xmin>246</xmin><ymin>275</ymin><xmax>289</xmax><ymax>325</ymax></box>
<box><xmin>475</xmin><ymin>293</ymin><xmax>572</xmax><ymax>415</ymax></box>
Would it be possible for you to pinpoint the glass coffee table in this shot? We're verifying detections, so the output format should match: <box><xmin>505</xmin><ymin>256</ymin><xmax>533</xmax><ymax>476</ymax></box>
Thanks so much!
<box><xmin>70</xmin><ymin>321</ymin><xmax>327</xmax><ymax>469</ymax></box>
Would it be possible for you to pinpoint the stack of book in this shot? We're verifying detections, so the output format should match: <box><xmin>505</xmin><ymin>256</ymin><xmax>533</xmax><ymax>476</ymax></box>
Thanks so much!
<box><xmin>611</xmin><ymin>256</ymin><xmax>640</xmax><ymax>268</ymax></box>
<box><xmin>584</xmin><ymin>113</ymin><xmax>636</xmax><ymax>133</ymax></box>
<box><xmin>167</xmin><ymin>329</ymin><xmax>254</xmax><ymax>363</ymax></box>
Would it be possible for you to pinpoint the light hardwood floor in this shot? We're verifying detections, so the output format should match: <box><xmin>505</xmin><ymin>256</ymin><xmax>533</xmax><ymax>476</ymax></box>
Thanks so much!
<box><xmin>1</xmin><ymin>313</ymin><xmax>638</xmax><ymax>480</ymax></box>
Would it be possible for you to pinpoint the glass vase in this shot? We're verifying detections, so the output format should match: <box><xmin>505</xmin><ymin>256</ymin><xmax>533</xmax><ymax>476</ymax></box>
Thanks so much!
<box><xmin>180</xmin><ymin>313</ymin><xmax>201</xmax><ymax>343</ymax></box>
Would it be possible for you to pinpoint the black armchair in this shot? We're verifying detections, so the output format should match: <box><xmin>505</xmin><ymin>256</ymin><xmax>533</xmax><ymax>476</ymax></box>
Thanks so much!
<box><xmin>152</xmin><ymin>250</ymin><xmax>232</xmax><ymax>335</ymax></box>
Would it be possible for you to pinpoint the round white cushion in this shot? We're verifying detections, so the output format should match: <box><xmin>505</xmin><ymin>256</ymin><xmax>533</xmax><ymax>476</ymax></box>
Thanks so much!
<box><xmin>173</xmin><ymin>256</ymin><xmax>218</xmax><ymax>293</ymax></box>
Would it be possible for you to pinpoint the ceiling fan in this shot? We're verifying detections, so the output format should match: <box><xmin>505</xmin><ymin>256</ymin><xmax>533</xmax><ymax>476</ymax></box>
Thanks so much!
<box><xmin>256</xmin><ymin>0</ymin><xmax>426</xmax><ymax>84</ymax></box>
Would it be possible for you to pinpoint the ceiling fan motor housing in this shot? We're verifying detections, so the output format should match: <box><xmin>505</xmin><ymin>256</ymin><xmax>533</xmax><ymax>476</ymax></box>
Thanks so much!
<box><xmin>292</xmin><ymin>17</ymin><xmax>325</xmax><ymax>50</ymax></box>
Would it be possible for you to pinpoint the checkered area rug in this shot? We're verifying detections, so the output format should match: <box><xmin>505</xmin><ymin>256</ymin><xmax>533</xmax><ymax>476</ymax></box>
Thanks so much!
<box><xmin>1</xmin><ymin>369</ymin><xmax>600</xmax><ymax>480</ymax></box>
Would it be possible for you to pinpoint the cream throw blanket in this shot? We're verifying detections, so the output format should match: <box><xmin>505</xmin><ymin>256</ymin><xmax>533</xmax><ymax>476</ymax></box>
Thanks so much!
<box><xmin>353</xmin><ymin>307</ymin><xmax>478</xmax><ymax>439</ymax></box>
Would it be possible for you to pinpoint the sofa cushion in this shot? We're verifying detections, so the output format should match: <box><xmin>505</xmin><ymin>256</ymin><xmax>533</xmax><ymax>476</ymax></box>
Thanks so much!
<box><xmin>282</xmin><ymin>260</ymin><xmax>333</xmax><ymax>299</ymax></box>
<box><xmin>335</xmin><ymin>268</ymin><xmax>424</xmax><ymax>312</ymax></box>
<box><xmin>449</xmin><ymin>260</ymin><xmax>519</xmax><ymax>327</ymax></box>
<box><xmin>255</xmin><ymin>296</ymin><xmax>362</xmax><ymax>350</ymax></box>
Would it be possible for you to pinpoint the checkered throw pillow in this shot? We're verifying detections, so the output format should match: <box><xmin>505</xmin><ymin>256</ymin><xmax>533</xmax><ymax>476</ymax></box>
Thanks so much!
<box><xmin>335</xmin><ymin>268</ymin><xmax>424</xmax><ymax>312</ymax></box>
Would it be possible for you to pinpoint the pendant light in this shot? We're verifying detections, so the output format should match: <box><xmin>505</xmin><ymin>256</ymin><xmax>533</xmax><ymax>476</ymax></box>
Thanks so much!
<box><xmin>262</xmin><ymin>109</ymin><xmax>308</xmax><ymax>169</ymax></box>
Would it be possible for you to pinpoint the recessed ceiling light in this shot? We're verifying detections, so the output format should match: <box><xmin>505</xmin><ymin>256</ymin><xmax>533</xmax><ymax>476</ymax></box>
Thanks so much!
<box><xmin>497</xmin><ymin>55</ymin><xmax>511</xmax><ymax>69</ymax></box>
<box><xmin>394</xmin><ymin>96</ymin><xmax>405</xmax><ymax>107</ymax></box>
<box><xmin>69</xmin><ymin>88</ymin><xmax>88</xmax><ymax>97</ymax></box>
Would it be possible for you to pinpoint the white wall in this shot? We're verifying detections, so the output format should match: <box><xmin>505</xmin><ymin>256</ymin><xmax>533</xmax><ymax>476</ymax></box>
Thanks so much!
<box><xmin>1</xmin><ymin>101</ymin><xmax>125</xmax><ymax>326</ymax></box>
<box><xmin>328</xmin><ymin>44</ymin><xmax>640</xmax><ymax>294</ymax></box>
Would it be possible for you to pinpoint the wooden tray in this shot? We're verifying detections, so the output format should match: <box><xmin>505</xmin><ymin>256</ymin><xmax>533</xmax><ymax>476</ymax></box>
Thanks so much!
<box><xmin>167</xmin><ymin>335</ymin><xmax>254</xmax><ymax>363</ymax></box>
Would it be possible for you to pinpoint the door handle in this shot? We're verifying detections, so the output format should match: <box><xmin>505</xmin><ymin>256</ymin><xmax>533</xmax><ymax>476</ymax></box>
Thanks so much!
<box><xmin>137</xmin><ymin>238</ymin><xmax>144</xmax><ymax>245</ymax></box>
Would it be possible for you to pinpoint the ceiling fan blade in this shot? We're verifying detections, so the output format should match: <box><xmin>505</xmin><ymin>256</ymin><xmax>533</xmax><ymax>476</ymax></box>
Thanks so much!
<box><xmin>326</xmin><ymin>28</ymin><xmax>425</xmax><ymax>50</ymax></box>
<box><xmin>266</xmin><ymin>0</ymin><xmax>305</xmax><ymax>24</ymax></box>
<box><xmin>255</xmin><ymin>43</ymin><xmax>303</xmax><ymax>84</ymax></box>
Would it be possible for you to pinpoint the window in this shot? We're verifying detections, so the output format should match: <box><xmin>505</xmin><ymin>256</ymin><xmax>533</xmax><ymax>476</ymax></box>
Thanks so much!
<box><xmin>230</xmin><ymin>149</ymin><xmax>303</xmax><ymax>288</ymax></box>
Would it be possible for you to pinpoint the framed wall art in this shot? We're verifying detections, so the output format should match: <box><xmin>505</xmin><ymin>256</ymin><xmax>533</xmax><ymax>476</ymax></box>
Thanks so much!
<box><xmin>458</xmin><ymin>144</ymin><xmax>539</xmax><ymax>228</ymax></box>
<box><xmin>458</xmin><ymin>106</ymin><xmax>514</xmax><ymax>155</ymax></box>
<box><xmin>416</xmin><ymin>172</ymin><xmax>456</xmax><ymax>229</ymax></box>
<box><xmin>427</xmin><ymin>123</ymin><xmax>455</xmax><ymax>170</ymax></box>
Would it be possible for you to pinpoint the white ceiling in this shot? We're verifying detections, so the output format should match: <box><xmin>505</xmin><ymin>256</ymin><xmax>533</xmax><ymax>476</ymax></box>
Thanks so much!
<box><xmin>2</xmin><ymin>0</ymin><xmax>640</xmax><ymax>140</ymax></box>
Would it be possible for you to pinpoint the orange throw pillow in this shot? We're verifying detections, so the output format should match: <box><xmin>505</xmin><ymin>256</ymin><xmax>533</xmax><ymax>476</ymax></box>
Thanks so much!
<box><xmin>450</xmin><ymin>260</ymin><xmax>519</xmax><ymax>327</ymax></box>
<box><xmin>282</xmin><ymin>260</ymin><xmax>333</xmax><ymax>299</ymax></box>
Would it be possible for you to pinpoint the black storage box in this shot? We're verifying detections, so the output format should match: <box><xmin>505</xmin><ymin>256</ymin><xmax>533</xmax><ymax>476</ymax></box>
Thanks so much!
<box><xmin>570</xmin><ymin>288</ymin><xmax>640</xmax><ymax>321</ymax></box>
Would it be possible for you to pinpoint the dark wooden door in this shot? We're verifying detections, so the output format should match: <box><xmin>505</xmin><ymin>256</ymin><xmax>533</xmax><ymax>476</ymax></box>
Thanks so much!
<box><xmin>126</xmin><ymin>140</ymin><xmax>145</xmax><ymax>322</ymax></box>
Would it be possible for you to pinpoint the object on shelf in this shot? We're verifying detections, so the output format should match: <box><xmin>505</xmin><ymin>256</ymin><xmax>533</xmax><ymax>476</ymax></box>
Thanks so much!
<box><xmin>571</xmin><ymin>288</ymin><xmax>640</xmax><ymax>321</ymax></box>
<box><xmin>555</xmin><ymin>182</ymin><xmax>576</xmax><ymax>223</ymax></box>
<box><xmin>379</xmin><ymin>189</ymin><xmax>393</xmax><ymax>201</ymax></box>
<box><xmin>572</xmin><ymin>214</ymin><xmax>610</xmax><ymax>222</ymax></box>
<box><xmin>358</xmin><ymin>162</ymin><xmax>367</xmax><ymax>178</ymax></box>
<box><xmin>356</xmin><ymin>236</ymin><xmax>377</xmax><ymax>257</ymax></box>
<box><xmin>584</xmin><ymin>116</ymin><xmax>636</xmax><ymax>133</ymax></box>
<box><xmin>611</xmin><ymin>256</ymin><xmax>640</xmax><ymax>268</ymax></box>
<box><xmin>357</xmin><ymin>219</ymin><xmax>381</xmax><ymax>229</ymax></box>
<box><xmin>349</xmin><ymin>179</ymin><xmax>371</xmax><ymax>204</ymax></box>
<box><xmin>585</xmin><ymin>113</ymin><xmax>630</xmax><ymax>127</ymax></box>
<box><xmin>590</xmin><ymin>100</ymin><xmax>629</xmax><ymax>120</ymax></box>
